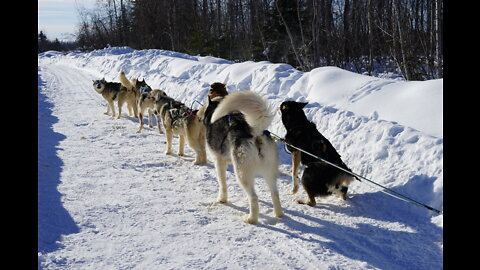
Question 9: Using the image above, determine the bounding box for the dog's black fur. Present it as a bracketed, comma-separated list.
[201, 92, 283, 223]
[92, 79, 124, 100]
[203, 99, 251, 155]
[279, 101, 354, 206]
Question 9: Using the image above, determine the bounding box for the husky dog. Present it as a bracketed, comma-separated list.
[153, 92, 178, 134]
[200, 90, 284, 224]
[92, 78, 127, 117]
[118, 70, 148, 119]
[208, 82, 228, 99]
[279, 101, 354, 206]
[155, 95, 207, 165]
[137, 88, 168, 133]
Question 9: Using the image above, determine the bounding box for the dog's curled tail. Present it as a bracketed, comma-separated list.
[211, 90, 273, 136]
[119, 70, 134, 90]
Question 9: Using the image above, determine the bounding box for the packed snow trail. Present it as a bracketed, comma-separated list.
[38, 49, 442, 269]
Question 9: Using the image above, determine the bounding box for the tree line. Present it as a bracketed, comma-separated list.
[74, 0, 442, 80]
[38, 31, 77, 52]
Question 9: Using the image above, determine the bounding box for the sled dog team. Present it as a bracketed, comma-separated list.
[92, 71, 354, 224]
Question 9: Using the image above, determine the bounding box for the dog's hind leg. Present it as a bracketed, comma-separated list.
[235, 169, 259, 224]
[115, 92, 126, 119]
[127, 103, 133, 117]
[132, 99, 139, 118]
[137, 110, 144, 133]
[155, 114, 163, 134]
[116, 99, 124, 119]
[165, 129, 173, 155]
[291, 150, 301, 194]
[264, 172, 284, 218]
[108, 100, 116, 117]
[148, 109, 153, 128]
[191, 139, 207, 165]
[178, 135, 185, 156]
[214, 158, 228, 203]
[186, 131, 207, 165]
[296, 192, 317, 207]
[193, 149, 207, 165]
[105, 103, 111, 116]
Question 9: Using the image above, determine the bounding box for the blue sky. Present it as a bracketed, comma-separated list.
[38, 0, 96, 41]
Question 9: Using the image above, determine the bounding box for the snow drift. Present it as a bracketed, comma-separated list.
[40, 46, 443, 211]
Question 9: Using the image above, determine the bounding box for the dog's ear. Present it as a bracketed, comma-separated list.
[298, 102, 308, 108]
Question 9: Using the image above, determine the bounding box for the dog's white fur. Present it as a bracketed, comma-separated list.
[118, 70, 136, 90]
[137, 89, 167, 133]
[92, 81, 116, 116]
[205, 91, 283, 224]
[159, 101, 207, 165]
[92, 78, 129, 118]
[211, 90, 274, 137]
[118, 71, 139, 118]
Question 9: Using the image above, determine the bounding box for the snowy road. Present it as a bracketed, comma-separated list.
[38, 49, 442, 269]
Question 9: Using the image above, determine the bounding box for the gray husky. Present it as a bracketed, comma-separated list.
[154, 93, 207, 165]
[198, 90, 284, 224]
[118, 70, 147, 119]
[92, 78, 126, 118]
[137, 88, 167, 133]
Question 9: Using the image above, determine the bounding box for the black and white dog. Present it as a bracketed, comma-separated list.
[279, 101, 354, 206]
[92, 78, 124, 117]
[199, 90, 284, 224]
[154, 93, 207, 165]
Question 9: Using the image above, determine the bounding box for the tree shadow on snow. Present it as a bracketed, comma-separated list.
[38, 73, 79, 253]
[259, 176, 443, 270]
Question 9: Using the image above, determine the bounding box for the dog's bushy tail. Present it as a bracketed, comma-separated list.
[211, 90, 273, 136]
[119, 70, 134, 90]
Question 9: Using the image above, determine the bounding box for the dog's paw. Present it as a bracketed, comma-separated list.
[193, 160, 206, 165]
[242, 215, 258, 224]
[165, 150, 173, 155]
[296, 198, 316, 207]
[291, 184, 299, 194]
[216, 197, 227, 204]
[178, 152, 185, 156]
[273, 211, 285, 218]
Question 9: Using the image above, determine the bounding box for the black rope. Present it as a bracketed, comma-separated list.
[266, 130, 443, 215]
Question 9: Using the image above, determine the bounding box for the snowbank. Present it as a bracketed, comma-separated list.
[40, 47, 442, 138]
[41, 47, 443, 212]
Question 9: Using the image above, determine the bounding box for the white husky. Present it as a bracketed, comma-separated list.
[199, 90, 284, 224]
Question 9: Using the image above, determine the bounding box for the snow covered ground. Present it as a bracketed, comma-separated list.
[38, 47, 443, 269]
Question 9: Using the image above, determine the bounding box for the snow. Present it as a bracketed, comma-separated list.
[38, 47, 443, 269]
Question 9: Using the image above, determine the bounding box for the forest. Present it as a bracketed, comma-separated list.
[48, 0, 443, 80]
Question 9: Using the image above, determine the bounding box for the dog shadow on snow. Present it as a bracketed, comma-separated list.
[126, 113, 442, 269]
[237, 143, 442, 269]
[249, 173, 443, 270]
[38, 73, 79, 254]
